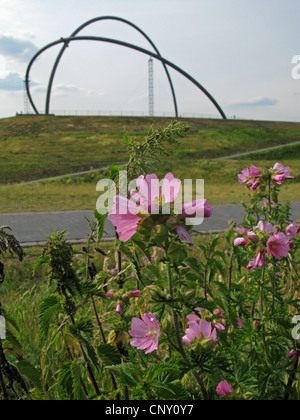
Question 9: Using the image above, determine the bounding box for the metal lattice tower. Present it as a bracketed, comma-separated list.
[148, 58, 154, 117]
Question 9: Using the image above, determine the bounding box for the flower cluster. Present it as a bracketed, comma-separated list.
[238, 162, 293, 191]
[234, 221, 296, 270]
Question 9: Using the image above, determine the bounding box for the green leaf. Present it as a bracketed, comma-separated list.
[68, 318, 99, 370]
[33, 255, 50, 273]
[94, 210, 107, 243]
[98, 343, 122, 367]
[70, 360, 87, 400]
[167, 242, 187, 264]
[16, 361, 43, 391]
[39, 296, 62, 339]
[107, 362, 139, 388]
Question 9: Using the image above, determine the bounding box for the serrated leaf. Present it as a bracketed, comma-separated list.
[16, 361, 43, 391]
[33, 255, 50, 273]
[107, 362, 139, 388]
[39, 296, 62, 339]
[98, 343, 121, 366]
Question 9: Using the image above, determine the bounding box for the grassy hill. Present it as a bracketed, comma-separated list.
[0, 115, 299, 213]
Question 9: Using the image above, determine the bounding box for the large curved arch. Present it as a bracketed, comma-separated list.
[45, 16, 178, 117]
[25, 36, 227, 119]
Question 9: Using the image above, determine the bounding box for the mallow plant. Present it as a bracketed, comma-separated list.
[2, 122, 299, 400]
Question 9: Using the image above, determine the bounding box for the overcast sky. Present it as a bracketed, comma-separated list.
[0, 0, 299, 121]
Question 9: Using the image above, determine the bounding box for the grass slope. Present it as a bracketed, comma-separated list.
[0, 115, 299, 213]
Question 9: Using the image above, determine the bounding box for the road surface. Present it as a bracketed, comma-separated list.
[0, 203, 299, 247]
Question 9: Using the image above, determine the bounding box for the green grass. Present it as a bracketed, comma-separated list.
[0, 115, 300, 213]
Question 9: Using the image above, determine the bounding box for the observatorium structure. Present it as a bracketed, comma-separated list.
[25, 16, 227, 119]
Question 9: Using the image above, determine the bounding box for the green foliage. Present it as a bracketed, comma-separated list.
[1, 121, 300, 401]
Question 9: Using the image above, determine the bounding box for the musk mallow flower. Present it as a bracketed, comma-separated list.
[246, 249, 265, 271]
[108, 172, 213, 244]
[267, 232, 290, 259]
[182, 319, 217, 347]
[270, 163, 293, 185]
[286, 222, 299, 238]
[238, 166, 261, 184]
[129, 313, 160, 354]
[216, 380, 234, 398]
[108, 195, 142, 242]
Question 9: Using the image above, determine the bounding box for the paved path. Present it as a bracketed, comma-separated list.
[1, 203, 299, 247]
[216, 141, 300, 160]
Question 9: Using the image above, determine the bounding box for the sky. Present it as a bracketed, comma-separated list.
[0, 0, 299, 122]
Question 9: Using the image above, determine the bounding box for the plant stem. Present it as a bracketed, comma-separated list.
[167, 260, 208, 400]
[204, 267, 208, 301]
[0, 365, 8, 400]
[228, 251, 234, 290]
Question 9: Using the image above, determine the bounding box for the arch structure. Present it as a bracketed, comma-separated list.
[25, 16, 227, 119]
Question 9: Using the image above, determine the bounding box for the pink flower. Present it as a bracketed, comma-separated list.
[214, 322, 225, 332]
[238, 166, 261, 186]
[286, 222, 298, 238]
[108, 195, 142, 242]
[106, 291, 113, 298]
[130, 290, 141, 298]
[214, 309, 224, 319]
[247, 250, 265, 271]
[129, 313, 160, 354]
[271, 163, 293, 184]
[186, 314, 200, 324]
[116, 303, 122, 317]
[177, 198, 213, 219]
[182, 319, 217, 347]
[238, 168, 250, 184]
[247, 179, 260, 191]
[287, 350, 297, 360]
[175, 225, 195, 247]
[108, 173, 184, 242]
[267, 232, 290, 259]
[237, 317, 244, 328]
[216, 380, 234, 398]
[234, 237, 248, 247]
[264, 198, 275, 208]
[254, 221, 277, 234]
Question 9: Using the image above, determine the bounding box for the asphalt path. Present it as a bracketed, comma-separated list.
[1, 203, 299, 247]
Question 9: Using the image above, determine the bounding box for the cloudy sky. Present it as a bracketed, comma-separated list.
[0, 0, 299, 121]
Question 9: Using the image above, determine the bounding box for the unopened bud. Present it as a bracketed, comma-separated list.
[200, 338, 215, 353]
[183, 290, 196, 302]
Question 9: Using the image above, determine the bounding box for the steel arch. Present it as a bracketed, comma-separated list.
[25, 36, 227, 119]
[45, 16, 178, 117]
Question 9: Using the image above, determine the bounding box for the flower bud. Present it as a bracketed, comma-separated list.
[162, 314, 173, 331]
[116, 303, 122, 317]
[200, 338, 215, 353]
[130, 290, 141, 298]
[183, 290, 196, 302]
